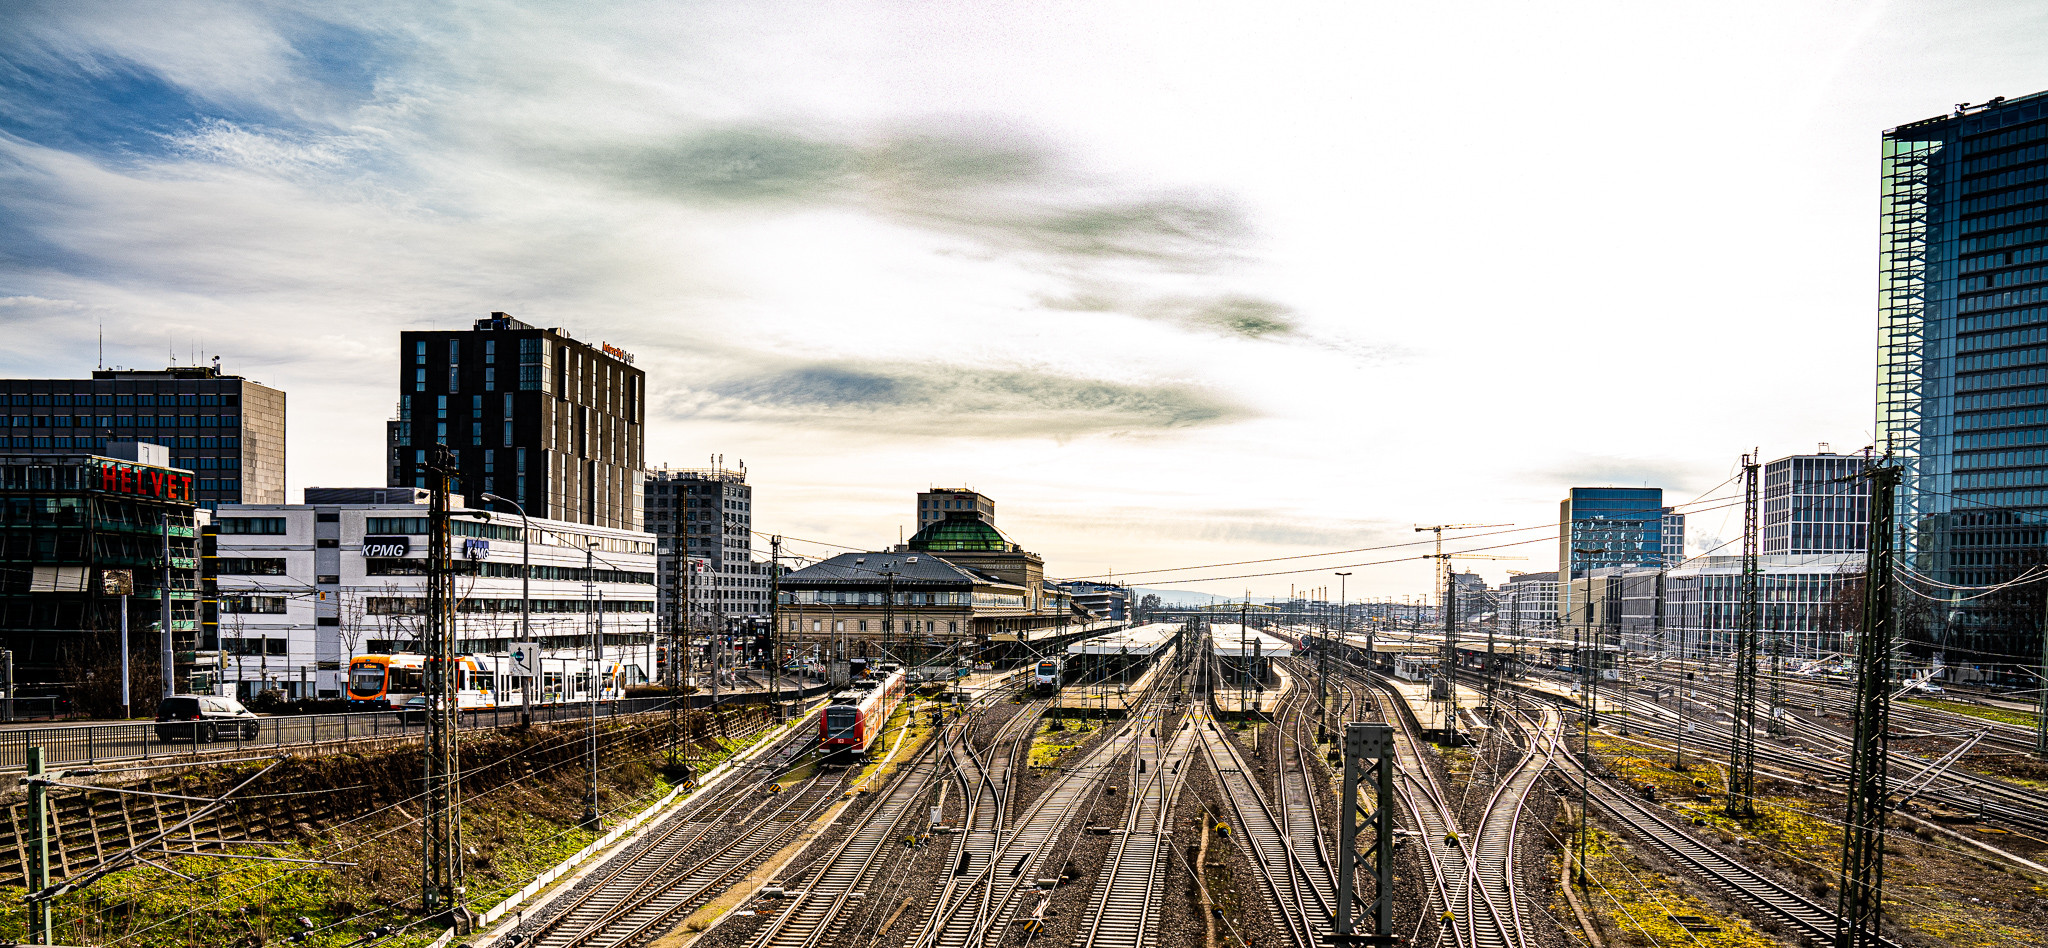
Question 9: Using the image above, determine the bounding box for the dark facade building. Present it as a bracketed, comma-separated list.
[1879, 91, 2048, 667]
[1764, 452, 1871, 555]
[0, 451, 204, 696]
[0, 364, 286, 511]
[645, 465, 770, 631]
[387, 313, 645, 531]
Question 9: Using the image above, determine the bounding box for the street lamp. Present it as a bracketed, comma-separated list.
[479, 493, 531, 724]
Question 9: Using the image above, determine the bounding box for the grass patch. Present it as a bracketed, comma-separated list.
[1030, 718, 1094, 769]
[1558, 822, 1777, 948]
[1904, 697, 2037, 730]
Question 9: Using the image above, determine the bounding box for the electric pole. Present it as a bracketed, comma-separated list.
[418, 446, 465, 926]
[770, 535, 784, 721]
[1728, 451, 1761, 818]
[1835, 461, 1899, 948]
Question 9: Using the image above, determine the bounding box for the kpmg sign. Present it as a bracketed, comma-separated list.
[362, 535, 412, 558]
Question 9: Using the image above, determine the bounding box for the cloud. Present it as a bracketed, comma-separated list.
[1542, 456, 1708, 493]
[661, 359, 1249, 437]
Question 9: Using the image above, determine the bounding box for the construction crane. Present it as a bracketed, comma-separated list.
[1414, 524, 1521, 745]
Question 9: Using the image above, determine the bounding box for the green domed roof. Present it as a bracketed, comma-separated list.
[907, 514, 1011, 552]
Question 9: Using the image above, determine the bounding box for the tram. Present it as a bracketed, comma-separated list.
[346, 651, 637, 711]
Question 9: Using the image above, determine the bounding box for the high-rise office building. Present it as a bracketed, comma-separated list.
[387, 314, 645, 530]
[1879, 91, 2048, 664]
[1661, 510, 1687, 566]
[1764, 452, 1871, 555]
[0, 364, 285, 511]
[917, 488, 994, 530]
[1558, 487, 1666, 577]
[644, 465, 771, 631]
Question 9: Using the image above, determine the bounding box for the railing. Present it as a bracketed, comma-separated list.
[0, 684, 833, 773]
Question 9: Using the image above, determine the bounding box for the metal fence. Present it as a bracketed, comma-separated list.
[0, 684, 832, 773]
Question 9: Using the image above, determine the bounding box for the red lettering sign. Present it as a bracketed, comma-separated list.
[95, 460, 194, 504]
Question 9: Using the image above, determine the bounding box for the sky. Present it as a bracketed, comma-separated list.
[3, 1, 2047, 601]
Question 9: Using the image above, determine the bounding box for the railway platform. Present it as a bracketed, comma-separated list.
[1381, 675, 1486, 739]
[1053, 646, 1176, 715]
[1214, 665, 1292, 717]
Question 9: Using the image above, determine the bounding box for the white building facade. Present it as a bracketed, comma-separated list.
[214, 493, 656, 699]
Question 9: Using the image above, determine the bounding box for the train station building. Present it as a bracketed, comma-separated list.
[775, 510, 1094, 666]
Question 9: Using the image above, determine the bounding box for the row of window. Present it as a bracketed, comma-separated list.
[1957, 388, 2047, 411]
[1957, 345, 2048, 371]
[1958, 366, 2048, 391]
[1955, 467, 2048, 489]
[1962, 242, 2048, 274]
[1965, 154, 2048, 195]
[788, 617, 960, 634]
[1959, 324, 2048, 353]
[1964, 201, 2048, 235]
[1958, 426, 2048, 449]
[3, 415, 240, 428]
[1964, 221, 2048, 256]
[1952, 487, 2048, 508]
[1960, 284, 2048, 313]
[781, 589, 967, 606]
[364, 559, 654, 584]
[1957, 448, 2048, 469]
[367, 596, 655, 615]
[3, 393, 239, 407]
[1963, 120, 2048, 156]
[1958, 407, 2048, 430]
[1962, 181, 2048, 216]
[1964, 262, 2048, 292]
[2, 437, 239, 459]
[1966, 141, 2047, 176]
[218, 517, 287, 535]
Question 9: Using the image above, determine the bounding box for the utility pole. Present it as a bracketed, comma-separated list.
[1727, 452, 1761, 818]
[1329, 571, 1350, 743]
[27, 746, 50, 944]
[1836, 462, 1899, 948]
[2035, 582, 2048, 758]
[770, 535, 784, 721]
[1441, 564, 1459, 743]
[583, 542, 600, 829]
[418, 446, 465, 926]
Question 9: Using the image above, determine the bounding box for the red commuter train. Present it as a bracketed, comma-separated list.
[821, 668, 907, 757]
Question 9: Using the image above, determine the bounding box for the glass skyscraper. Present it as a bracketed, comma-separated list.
[1880, 91, 2048, 667]
[1558, 487, 1666, 577]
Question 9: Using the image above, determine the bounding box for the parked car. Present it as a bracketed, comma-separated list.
[398, 694, 429, 723]
[155, 695, 261, 742]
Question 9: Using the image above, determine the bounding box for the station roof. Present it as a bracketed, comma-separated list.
[1208, 624, 1295, 658]
[1068, 622, 1180, 656]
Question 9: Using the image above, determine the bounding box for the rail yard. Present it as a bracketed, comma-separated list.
[417, 619, 2048, 948]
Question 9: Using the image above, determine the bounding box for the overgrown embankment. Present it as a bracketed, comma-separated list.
[0, 704, 776, 947]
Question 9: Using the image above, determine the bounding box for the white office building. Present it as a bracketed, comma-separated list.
[213, 487, 657, 699]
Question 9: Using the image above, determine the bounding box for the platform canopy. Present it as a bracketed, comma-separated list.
[1068, 622, 1180, 656]
[1207, 624, 1295, 658]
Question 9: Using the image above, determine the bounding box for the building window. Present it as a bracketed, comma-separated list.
[216, 517, 287, 535]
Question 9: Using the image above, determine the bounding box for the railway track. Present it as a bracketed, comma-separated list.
[1194, 693, 1334, 948]
[1069, 700, 1200, 948]
[1462, 708, 1558, 948]
[749, 727, 951, 948]
[903, 697, 1048, 948]
[1545, 709, 1906, 948]
[509, 714, 833, 948]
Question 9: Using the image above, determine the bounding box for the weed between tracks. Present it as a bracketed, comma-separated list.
[1903, 698, 2038, 730]
[1585, 732, 2048, 948]
[1554, 821, 1774, 948]
[1030, 718, 1096, 769]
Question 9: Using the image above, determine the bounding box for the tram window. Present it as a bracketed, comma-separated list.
[348, 665, 385, 697]
[471, 673, 495, 693]
[389, 667, 424, 693]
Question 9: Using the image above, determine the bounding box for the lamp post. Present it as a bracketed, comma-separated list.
[480, 493, 532, 725]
